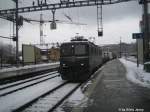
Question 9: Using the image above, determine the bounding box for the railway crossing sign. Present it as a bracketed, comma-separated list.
[132, 33, 143, 39]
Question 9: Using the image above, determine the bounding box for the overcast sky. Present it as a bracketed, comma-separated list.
[0, 0, 144, 49]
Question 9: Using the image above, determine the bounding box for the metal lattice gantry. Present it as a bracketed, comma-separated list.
[0, 0, 133, 15]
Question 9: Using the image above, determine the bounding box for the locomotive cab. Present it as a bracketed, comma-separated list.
[59, 39, 90, 81]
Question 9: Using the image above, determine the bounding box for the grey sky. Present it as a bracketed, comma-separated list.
[0, 0, 143, 49]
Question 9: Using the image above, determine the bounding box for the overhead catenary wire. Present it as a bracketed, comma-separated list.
[0, 35, 13, 40]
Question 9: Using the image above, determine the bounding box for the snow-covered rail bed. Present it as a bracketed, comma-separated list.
[0, 71, 58, 90]
[0, 76, 66, 112]
[0, 72, 59, 97]
[15, 83, 81, 112]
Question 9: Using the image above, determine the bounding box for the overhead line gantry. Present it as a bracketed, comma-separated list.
[0, 0, 133, 15]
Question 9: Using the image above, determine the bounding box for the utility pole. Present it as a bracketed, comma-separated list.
[143, 0, 149, 63]
[15, 0, 19, 66]
[120, 37, 122, 58]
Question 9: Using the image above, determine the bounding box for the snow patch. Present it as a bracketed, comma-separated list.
[120, 58, 150, 88]
[144, 61, 150, 64]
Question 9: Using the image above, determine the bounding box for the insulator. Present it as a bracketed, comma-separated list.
[50, 21, 57, 30]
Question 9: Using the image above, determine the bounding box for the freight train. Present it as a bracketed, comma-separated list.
[59, 36, 103, 81]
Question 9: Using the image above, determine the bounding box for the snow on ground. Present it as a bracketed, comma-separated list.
[129, 56, 136, 60]
[55, 65, 104, 112]
[120, 58, 150, 88]
[126, 56, 137, 62]
[23, 83, 79, 112]
[0, 76, 65, 112]
[0, 73, 59, 96]
[55, 87, 88, 112]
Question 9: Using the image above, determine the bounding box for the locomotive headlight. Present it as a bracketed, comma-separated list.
[81, 63, 84, 66]
[62, 64, 68, 68]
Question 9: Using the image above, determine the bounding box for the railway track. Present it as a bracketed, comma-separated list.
[0, 71, 59, 97]
[0, 71, 58, 90]
[12, 82, 81, 112]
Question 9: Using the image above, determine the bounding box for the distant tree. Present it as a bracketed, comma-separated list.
[0, 43, 16, 65]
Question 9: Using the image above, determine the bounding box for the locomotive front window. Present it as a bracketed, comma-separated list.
[75, 45, 87, 55]
[61, 45, 73, 56]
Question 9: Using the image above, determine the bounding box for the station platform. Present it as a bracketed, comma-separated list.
[0, 62, 59, 82]
[72, 59, 150, 112]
